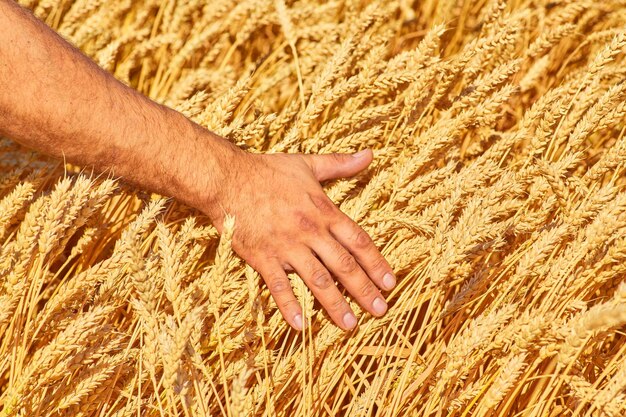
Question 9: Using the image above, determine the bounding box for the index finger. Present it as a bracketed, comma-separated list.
[330, 216, 396, 291]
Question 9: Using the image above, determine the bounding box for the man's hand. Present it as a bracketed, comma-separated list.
[201, 149, 396, 331]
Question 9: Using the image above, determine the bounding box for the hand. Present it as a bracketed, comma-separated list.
[203, 148, 396, 331]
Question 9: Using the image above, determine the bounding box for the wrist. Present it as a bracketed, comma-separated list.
[162, 111, 248, 221]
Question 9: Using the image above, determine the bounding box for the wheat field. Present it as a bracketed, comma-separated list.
[1, 0, 626, 416]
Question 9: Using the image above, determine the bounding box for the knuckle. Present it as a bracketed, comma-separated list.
[331, 153, 346, 164]
[281, 298, 300, 310]
[338, 252, 358, 274]
[268, 277, 290, 294]
[329, 297, 346, 312]
[370, 255, 388, 272]
[353, 229, 372, 249]
[297, 213, 318, 233]
[311, 268, 333, 290]
[359, 281, 376, 298]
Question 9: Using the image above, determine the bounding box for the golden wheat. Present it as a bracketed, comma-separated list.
[1, 0, 626, 416]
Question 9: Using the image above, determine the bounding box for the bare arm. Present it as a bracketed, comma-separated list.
[0, 0, 396, 331]
[0, 0, 236, 211]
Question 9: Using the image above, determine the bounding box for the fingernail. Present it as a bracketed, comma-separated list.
[293, 314, 303, 331]
[383, 272, 396, 290]
[352, 149, 369, 158]
[372, 297, 387, 315]
[343, 312, 357, 329]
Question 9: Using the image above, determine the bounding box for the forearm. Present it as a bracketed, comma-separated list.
[0, 1, 239, 210]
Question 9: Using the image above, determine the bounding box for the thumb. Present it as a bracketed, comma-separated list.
[305, 149, 373, 182]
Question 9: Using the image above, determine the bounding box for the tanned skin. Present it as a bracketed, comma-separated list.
[0, 0, 396, 331]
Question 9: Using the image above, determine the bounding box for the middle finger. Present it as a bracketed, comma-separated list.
[289, 249, 358, 330]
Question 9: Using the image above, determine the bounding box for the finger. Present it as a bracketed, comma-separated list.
[311, 236, 387, 317]
[303, 149, 373, 182]
[289, 250, 358, 330]
[331, 217, 396, 292]
[256, 260, 304, 331]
